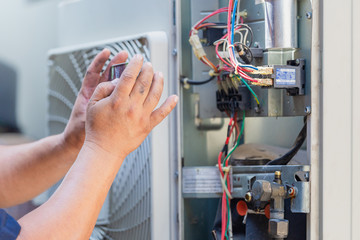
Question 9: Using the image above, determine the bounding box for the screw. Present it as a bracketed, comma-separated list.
[245, 192, 252, 202]
[172, 48, 178, 56]
[306, 12, 312, 19]
[254, 42, 259, 48]
[288, 187, 296, 198]
[305, 106, 311, 115]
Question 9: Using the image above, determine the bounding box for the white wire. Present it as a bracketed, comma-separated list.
[220, 170, 233, 199]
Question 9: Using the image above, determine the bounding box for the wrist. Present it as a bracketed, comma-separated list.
[60, 132, 82, 159]
[83, 138, 127, 165]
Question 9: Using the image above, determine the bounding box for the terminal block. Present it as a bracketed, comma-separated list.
[216, 85, 251, 112]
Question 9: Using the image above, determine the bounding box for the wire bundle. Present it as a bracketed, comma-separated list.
[217, 110, 245, 240]
[189, 7, 229, 74]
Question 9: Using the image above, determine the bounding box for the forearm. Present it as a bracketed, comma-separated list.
[17, 142, 124, 239]
[0, 134, 79, 207]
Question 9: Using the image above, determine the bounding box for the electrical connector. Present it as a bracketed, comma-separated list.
[189, 34, 206, 60]
[250, 67, 274, 75]
[251, 78, 273, 87]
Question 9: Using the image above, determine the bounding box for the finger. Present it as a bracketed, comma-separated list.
[89, 81, 116, 103]
[83, 48, 111, 90]
[150, 95, 178, 129]
[112, 54, 144, 98]
[143, 72, 164, 111]
[100, 51, 128, 82]
[129, 62, 154, 102]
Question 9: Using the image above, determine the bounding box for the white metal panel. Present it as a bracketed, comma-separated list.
[146, 31, 172, 240]
[322, 0, 360, 239]
[57, 0, 172, 47]
[351, 0, 360, 239]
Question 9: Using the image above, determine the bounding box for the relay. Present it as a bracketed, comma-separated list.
[273, 59, 305, 96]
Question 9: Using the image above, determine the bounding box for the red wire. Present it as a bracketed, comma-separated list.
[190, 7, 229, 36]
[221, 192, 227, 240]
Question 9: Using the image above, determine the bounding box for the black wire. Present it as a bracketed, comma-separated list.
[266, 116, 308, 165]
[180, 76, 215, 85]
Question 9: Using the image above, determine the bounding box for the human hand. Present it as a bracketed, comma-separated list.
[62, 49, 128, 152]
[84, 54, 178, 159]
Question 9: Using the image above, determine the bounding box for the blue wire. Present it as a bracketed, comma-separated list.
[231, 0, 238, 45]
[230, 0, 258, 71]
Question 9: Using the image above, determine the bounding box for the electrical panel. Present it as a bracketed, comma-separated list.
[180, 0, 312, 239]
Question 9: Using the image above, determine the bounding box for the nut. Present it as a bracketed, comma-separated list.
[252, 180, 272, 202]
[268, 219, 289, 238]
[245, 192, 252, 202]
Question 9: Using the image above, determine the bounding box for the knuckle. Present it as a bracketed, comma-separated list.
[153, 89, 162, 101]
[159, 109, 167, 118]
[121, 71, 135, 82]
[127, 105, 136, 118]
[85, 69, 96, 77]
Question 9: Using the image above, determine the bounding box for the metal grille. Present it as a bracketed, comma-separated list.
[47, 37, 152, 240]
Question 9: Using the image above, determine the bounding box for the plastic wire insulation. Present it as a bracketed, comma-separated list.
[180, 76, 215, 85]
[267, 117, 308, 165]
[238, 77, 260, 105]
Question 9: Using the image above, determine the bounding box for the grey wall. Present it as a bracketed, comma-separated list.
[0, 0, 58, 139]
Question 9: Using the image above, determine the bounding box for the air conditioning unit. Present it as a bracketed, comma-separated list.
[46, 32, 175, 240]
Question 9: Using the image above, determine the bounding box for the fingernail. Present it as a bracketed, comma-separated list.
[145, 62, 152, 67]
[158, 72, 164, 78]
[174, 95, 179, 103]
[135, 54, 143, 60]
[111, 78, 120, 85]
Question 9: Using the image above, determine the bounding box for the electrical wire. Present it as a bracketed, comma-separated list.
[237, 76, 260, 105]
[267, 116, 308, 165]
[180, 76, 215, 86]
[189, 8, 229, 73]
[218, 110, 245, 240]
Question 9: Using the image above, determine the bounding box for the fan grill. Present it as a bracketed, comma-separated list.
[48, 37, 151, 240]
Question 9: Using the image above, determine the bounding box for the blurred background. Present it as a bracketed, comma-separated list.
[0, 0, 58, 139]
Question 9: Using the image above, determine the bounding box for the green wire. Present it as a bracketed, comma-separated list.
[222, 110, 245, 239]
[238, 76, 260, 105]
[226, 193, 231, 239]
[223, 110, 245, 166]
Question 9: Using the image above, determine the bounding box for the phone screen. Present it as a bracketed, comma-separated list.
[109, 63, 127, 81]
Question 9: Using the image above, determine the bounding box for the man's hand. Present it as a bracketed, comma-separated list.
[62, 49, 128, 152]
[84, 53, 178, 158]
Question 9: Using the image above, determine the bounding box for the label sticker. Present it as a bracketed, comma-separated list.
[275, 68, 296, 85]
[182, 167, 231, 194]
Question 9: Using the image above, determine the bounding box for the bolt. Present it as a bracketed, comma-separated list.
[254, 42, 259, 48]
[305, 106, 311, 115]
[306, 12, 312, 19]
[288, 187, 297, 198]
[245, 192, 252, 202]
[172, 48, 178, 56]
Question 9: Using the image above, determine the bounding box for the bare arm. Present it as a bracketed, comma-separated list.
[17, 54, 178, 239]
[0, 49, 128, 207]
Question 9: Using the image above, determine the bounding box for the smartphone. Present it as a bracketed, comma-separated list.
[109, 63, 127, 81]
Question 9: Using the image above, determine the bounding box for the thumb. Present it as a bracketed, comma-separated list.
[90, 80, 117, 103]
